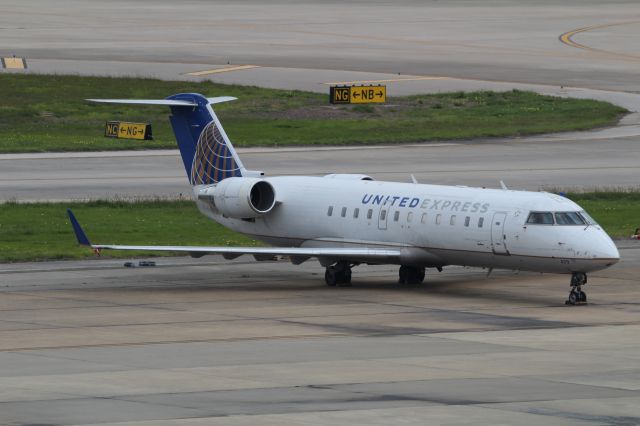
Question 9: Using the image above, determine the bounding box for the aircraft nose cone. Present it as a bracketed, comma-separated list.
[596, 232, 620, 265]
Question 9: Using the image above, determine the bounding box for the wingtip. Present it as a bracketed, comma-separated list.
[67, 209, 91, 246]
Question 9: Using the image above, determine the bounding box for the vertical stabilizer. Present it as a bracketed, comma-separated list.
[87, 93, 246, 186]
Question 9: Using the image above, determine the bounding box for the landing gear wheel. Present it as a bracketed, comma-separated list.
[565, 272, 588, 305]
[325, 261, 352, 287]
[579, 290, 587, 303]
[398, 265, 425, 285]
[325, 268, 337, 287]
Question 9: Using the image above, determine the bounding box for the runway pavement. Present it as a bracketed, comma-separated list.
[2, 134, 640, 202]
[1, 241, 639, 425]
[3, 0, 640, 92]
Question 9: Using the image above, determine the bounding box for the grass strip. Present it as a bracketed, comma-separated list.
[0, 74, 627, 153]
[1, 193, 638, 263]
[0, 200, 258, 262]
[567, 192, 640, 238]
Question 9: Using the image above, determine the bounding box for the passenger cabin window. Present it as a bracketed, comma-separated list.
[450, 215, 456, 225]
[394, 211, 400, 222]
[421, 213, 427, 224]
[353, 208, 359, 219]
[436, 214, 442, 225]
[327, 206, 333, 217]
[464, 216, 470, 227]
[341, 207, 347, 217]
[407, 212, 414, 223]
[478, 217, 484, 228]
[367, 209, 373, 219]
[555, 212, 586, 225]
[380, 210, 387, 220]
[526, 212, 554, 225]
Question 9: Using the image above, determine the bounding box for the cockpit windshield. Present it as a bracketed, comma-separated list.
[526, 211, 596, 226]
[555, 212, 585, 225]
[526, 212, 554, 225]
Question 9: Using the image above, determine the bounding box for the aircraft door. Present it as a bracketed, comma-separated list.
[491, 212, 509, 255]
[378, 205, 388, 230]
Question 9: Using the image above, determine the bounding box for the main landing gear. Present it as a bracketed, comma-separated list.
[324, 263, 428, 287]
[325, 261, 352, 287]
[398, 265, 425, 285]
[565, 272, 588, 305]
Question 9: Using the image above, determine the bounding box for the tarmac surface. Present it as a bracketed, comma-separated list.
[2, 1, 640, 424]
[3, 0, 640, 92]
[1, 241, 639, 425]
[2, 134, 640, 202]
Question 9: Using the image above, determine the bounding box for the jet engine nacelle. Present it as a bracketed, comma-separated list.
[210, 177, 277, 219]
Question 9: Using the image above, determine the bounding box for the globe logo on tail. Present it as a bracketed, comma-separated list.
[190, 121, 242, 185]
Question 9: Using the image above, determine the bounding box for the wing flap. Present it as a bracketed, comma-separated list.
[88, 243, 401, 261]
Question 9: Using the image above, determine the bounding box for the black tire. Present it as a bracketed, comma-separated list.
[398, 266, 409, 284]
[568, 291, 578, 305]
[325, 268, 337, 287]
[337, 269, 352, 287]
[579, 291, 587, 303]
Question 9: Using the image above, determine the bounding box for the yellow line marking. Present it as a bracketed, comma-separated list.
[187, 65, 260, 76]
[324, 76, 449, 85]
[559, 21, 640, 60]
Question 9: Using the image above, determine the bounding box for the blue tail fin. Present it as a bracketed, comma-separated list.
[88, 93, 246, 185]
[166, 94, 244, 185]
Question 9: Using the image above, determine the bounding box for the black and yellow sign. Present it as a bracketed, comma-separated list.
[330, 85, 386, 104]
[105, 121, 153, 140]
[1, 57, 27, 69]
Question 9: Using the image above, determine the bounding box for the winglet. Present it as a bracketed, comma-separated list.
[67, 209, 91, 246]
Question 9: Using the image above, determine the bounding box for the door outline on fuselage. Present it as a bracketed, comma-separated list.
[491, 211, 509, 255]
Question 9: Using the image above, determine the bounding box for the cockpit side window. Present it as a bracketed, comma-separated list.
[555, 212, 586, 225]
[526, 212, 554, 225]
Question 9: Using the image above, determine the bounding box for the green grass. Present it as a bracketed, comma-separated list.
[0, 193, 638, 263]
[0, 200, 258, 262]
[567, 192, 640, 238]
[0, 74, 627, 152]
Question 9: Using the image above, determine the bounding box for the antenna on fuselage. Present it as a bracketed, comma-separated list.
[500, 180, 508, 190]
[411, 174, 418, 184]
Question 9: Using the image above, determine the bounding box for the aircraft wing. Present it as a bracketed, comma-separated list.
[67, 209, 401, 263]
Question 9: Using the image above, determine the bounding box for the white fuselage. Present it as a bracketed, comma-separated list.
[195, 176, 619, 274]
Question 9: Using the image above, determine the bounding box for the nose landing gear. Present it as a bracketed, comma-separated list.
[566, 272, 587, 305]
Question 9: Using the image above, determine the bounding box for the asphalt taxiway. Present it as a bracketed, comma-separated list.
[3, 0, 640, 91]
[1, 241, 639, 425]
[2, 134, 640, 202]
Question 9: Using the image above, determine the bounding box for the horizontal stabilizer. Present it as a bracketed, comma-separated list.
[86, 97, 237, 107]
[207, 96, 238, 104]
[86, 99, 198, 106]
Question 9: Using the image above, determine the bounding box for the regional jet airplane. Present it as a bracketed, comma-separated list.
[68, 93, 619, 305]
